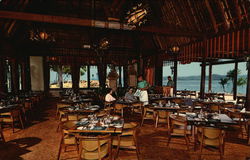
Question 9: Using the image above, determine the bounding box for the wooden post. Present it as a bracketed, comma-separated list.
[208, 63, 212, 92]
[173, 60, 178, 96]
[0, 57, 7, 94]
[43, 56, 49, 94]
[87, 65, 90, 88]
[246, 58, 250, 145]
[200, 59, 206, 99]
[123, 64, 128, 88]
[26, 56, 32, 91]
[233, 62, 238, 100]
[246, 59, 250, 111]
[11, 59, 19, 94]
[119, 66, 122, 87]
[154, 64, 163, 86]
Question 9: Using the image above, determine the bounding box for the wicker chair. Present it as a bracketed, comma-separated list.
[0, 108, 24, 133]
[77, 134, 112, 160]
[112, 122, 140, 159]
[196, 127, 225, 160]
[141, 105, 155, 126]
[155, 110, 170, 128]
[167, 115, 191, 150]
[57, 121, 78, 160]
[113, 103, 124, 117]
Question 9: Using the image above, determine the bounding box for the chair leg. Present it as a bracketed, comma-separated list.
[155, 116, 158, 128]
[219, 145, 223, 160]
[0, 125, 5, 142]
[115, 135, 121, 158]
[19, 115, 24, 129]
[166, 135, 171, 147]
[199, 142, 203, 160]
[12, 121, 15, 133]
[136, 147, 140, 160]
[141, 117, 145, 126]
[184, 135, 189, 150]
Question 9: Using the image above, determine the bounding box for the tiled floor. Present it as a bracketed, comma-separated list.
[0, 98, 250, 160]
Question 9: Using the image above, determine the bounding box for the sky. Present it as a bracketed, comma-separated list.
[163, 61, 247, 77]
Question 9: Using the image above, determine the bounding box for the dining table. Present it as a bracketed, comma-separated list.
[149, 103, 182, 112]
[0, 104, 20, 114]
[64, 115, 124, 134]
[60, 98, 93, 105]
[150, 96, 184, 103]
[59, 105, 101, 114]
[185, 112, 237, 126]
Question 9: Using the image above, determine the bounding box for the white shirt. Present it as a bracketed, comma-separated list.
[105, 93, 116, 102]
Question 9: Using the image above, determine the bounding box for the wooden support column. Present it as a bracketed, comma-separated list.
[43, 56, 49, 94]
[118, 66, 122, 87]
[123, 65, 128, 88]
[208, 63, 212, 92]
[87, 65, 90, 88]
[0, 57, 7, 94]
[154, 61, 163, 86]
[138, 54, 144, 76]
[200, 59, 206, 99]
[246, 59, 250, 111]
[71, 63, 80, 93]
[246, 59, 250, 145]
[11, 59, 19, 94]
[173, 60, 178, 96]
[26, 56, 32, 91]
[233, 62, 238, 100]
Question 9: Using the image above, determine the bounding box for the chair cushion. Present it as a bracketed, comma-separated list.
[112, 135, 135, 147]
[81, 143, 109, 160]
[63, 135, 76, 145]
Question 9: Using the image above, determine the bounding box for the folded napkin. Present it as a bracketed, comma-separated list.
[240, 108, 246, 113]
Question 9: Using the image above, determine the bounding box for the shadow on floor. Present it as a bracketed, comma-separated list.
[0, 137, 42, 160]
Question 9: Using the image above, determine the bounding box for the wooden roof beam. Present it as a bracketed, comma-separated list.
[205, 0, 218, 33]
[233, 0, 242, 26]
[0, 10, 203, 37]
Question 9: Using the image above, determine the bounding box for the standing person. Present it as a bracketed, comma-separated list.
[164, 76, 174, 97]
[137, 75, 149, 105]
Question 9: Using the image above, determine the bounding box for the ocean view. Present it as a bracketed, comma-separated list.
[163, 75, 247, 95]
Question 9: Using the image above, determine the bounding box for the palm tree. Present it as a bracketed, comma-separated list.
[226, 69, 241, 84]
[237, 77, 247, 88]
[219, 78, 229, 92]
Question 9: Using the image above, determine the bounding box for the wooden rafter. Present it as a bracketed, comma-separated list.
[233, 0, 243, 26]
[0, 10, 203, 37]
[205, 0, 218, 33]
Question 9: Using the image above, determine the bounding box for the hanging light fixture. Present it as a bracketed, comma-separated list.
[99, 38, 110, 50]
[125, 3, 150, 27]
[170, 45, 180, 53]
[29, 29, 55, 42]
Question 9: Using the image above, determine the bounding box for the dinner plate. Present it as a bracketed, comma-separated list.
[113, 116, 119, 120]
[114, 125, 123, 128]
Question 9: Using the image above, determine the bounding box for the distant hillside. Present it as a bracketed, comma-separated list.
[163, 74, 247, 81]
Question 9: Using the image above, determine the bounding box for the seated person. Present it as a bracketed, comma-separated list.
[105, 88, 116, 102]
[124, 87, 137, 102]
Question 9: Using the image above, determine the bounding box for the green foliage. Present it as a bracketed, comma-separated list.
[237, 77, 247, 87]
[226, 69, 241, 82]
[50, 65, 87, 76]
[219, 78, 229, 92]
[80, 66, 87, 76]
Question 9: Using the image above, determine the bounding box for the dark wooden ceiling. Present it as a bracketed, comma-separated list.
[0, 0, 249, 57]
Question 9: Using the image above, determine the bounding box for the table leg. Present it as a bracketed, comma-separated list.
[248, 123, 250, 145]
[0, 123, 5, 142]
